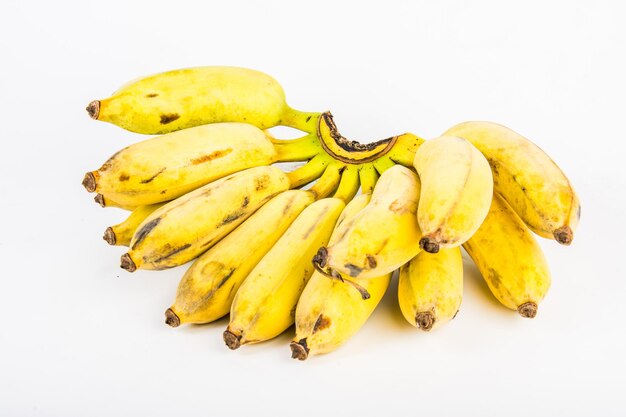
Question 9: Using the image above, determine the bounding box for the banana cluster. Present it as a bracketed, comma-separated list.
[83, 66, 580, 360]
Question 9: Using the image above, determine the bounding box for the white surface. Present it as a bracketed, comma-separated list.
[1, 1, 625, 416]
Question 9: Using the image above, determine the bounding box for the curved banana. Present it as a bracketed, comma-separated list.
[121, 166, 290, 272]
[224, 197, 346, 349]
[444, 121, 580, 245]
[165, 190, 315, 326]
[86, 66, 319, 134]
[463, 194, 551, 318]
[82, 123, 277, 207]
[93, 194, 137, 211]
[414, 136, 493, 253]
[291, 194, 391, 360]
[398, 248, 463, 331]
[316, 165, 422, 279]
[104, 202, 167, 246]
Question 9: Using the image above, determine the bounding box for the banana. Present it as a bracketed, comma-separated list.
[316, 164, 422, 279]
[82, 123, 278, 207]
[444, 121, 580, 245]
[86, 66, 320, 134]
[398, 248, 463, 331]
[164, 190, 315, 326]
[291, 194, 391, 360]
[104, 202, 167, 246]
[120, 166, 290, 272]
[413, 135, 493, 253]
[93, 194, 137, 210]
[463, 194, 551, 318]
[224, 197, 345, 349]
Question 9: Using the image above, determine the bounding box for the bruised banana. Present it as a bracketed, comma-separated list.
[82, 123, 278, 207]
[317, 165, 422, 279]
[463, 194, 551, 318]
[86, 66, 319, 134]
[121, 166, 290, 272]
[444, 121, 580, 245]
[291, 194, 391, 360]
[224, 195, 346, 349]
[398, 248, 463, 331]
[414, 136, 493, 253]
[104, 202, 167, 246]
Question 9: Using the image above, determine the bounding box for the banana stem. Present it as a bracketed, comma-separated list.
[359, 164, 380, 194]
[333, 165, 360, 203]
[286, 154, 329, 188]
[280, 107, 322, 134]
[309, 164, 342, 199]
[387, 134, 425, 167]
[373, 156, 396, 176]
[272, 134, 321, 162]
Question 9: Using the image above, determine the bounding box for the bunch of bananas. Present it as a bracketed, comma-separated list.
[83, 66, 579, 360]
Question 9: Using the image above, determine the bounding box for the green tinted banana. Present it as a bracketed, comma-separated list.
[317, 165, 422, 279]
[224, 197, 345, 349]
[414, 135, 493, 253]
[444, 121, 580, 245]
[121, 166, 290, 272]
[463, 194, 551, 318]
[291, 194, 391, 360]
[164, 190, 314, 326]
[87, 66, 319, 134]
[82, 123, 278, 207]
[104, 202, 167, 246]
[398, 248, 463, 331]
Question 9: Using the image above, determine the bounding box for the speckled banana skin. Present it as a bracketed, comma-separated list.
[87, 66, 318, 134]
[121, 166, 290, 271]
[398, 248, 463, 331]
[444, 121, 580, 245]
[83, 123, 277, 207]
[414, 136, 493, 253]
[463, 194, 551, 318]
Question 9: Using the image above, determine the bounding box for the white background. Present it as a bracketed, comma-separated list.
[1, 1, 625, 416]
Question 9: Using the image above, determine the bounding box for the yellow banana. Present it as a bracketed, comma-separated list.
[291, 193, 391, 360]
[82, 123, 278, 207]
[93, 194, 137, 210]
[398, 248, 463, 331]
[444, 121, 580, 245]
[87, 66, 319, 134]
[414, 136, 493, 253]
[463, 194, 551, 318]
[164, 190, 315, 326]
[317, 164, 422, 279]
[104, 202, 167, 246]
[224, 197, 345, 349]
[121, 166, 290, 272]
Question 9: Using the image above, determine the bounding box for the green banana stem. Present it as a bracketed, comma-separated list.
[333, 165, 360, 203]
[272, 134, 321, 162]
[359, 164, 380, 194]
[280, 107, 322, 134]
[309, 164, 343, 199]
[285, 154, 329, 188]
[373, 156, 396, 175]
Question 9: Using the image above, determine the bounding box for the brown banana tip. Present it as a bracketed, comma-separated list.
[419, 237, 439, 254]
[312, 247, 328, 269]
[554, 226, 573, 245]
[103, 227, 116, 245]
[82, 172, 97, 193]
[94, 194, 105, 207]
[223, 330, 241, 350]
[415, 311, 435, 331]
[518, 302, 538, 318]
[120, 253, 137, 272]
[86, 100, 100, 119]
[164, 308, 181, 328]
[290, 340, 309, 361]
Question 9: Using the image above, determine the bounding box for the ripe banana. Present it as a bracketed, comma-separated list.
[414, 135, 493, 253]
[444, 121, 580, 245]
[104, 202, 167, 246]
[121, 166, 290, 272]
[398, 248, 463, 331]
[463, 194, 551, 318]
[224, 197, 345, 349]
[87, 66, 319, 134]
[165, 190, 314, 326]
[316, 165, 422, 279]
[291, 194, 391, 360]
[82, 123, 278, 207]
